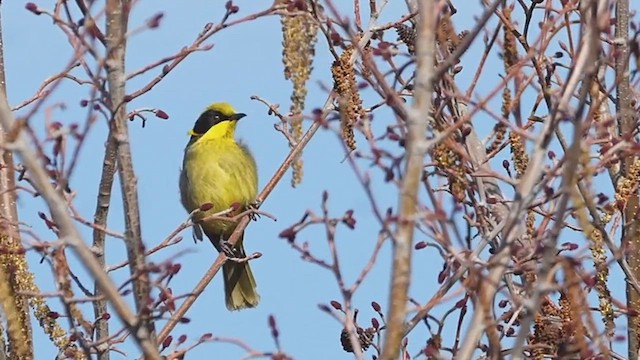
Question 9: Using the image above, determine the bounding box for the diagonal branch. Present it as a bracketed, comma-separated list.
[157, 117, 323, 347]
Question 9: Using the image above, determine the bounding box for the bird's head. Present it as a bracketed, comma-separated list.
[188, 102, 246, 142]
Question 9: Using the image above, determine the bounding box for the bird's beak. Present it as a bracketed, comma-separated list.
[231, 113, 247, 121]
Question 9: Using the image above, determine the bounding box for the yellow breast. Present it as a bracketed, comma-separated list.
[180, 138, 258, 237]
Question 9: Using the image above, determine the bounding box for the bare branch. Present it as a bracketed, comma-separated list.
[0, 4, 34, 358]
[615, 0, 640, 356]
[379, 0, 434, 358]
[105, 0, 156, 346]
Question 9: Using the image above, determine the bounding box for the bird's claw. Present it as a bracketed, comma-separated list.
[248, 200, 262, 221]
[221, 241, 249, 263]
[220, 240, 238, 257]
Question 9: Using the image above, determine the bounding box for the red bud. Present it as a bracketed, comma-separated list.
[48, 311, 60, 319]
[199, 203, 214, 211]
[414, 241, 427, 250]
[371, 301, 381, 312]
[162, 336, 172, 349]
[25, 2, 42, 15]
[147, 12, 164, 29]
[155, 109, 169, 119]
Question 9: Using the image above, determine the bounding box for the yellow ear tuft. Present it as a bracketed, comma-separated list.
[206, 102, 237, 117]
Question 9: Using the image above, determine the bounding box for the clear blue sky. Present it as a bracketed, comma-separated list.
[4, 1, 634, 359]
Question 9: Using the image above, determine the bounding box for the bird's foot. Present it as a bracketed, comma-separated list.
[220, 240, 239, 258]
[225, 251, 263, 264]
[247, 199, 262, 221]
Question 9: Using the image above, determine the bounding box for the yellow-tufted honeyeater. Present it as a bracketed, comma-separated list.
[179, 102, 259, 310]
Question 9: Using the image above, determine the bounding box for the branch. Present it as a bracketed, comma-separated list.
[105, 0, 156, 345]
[615, 0, 639, 356]
[431, 0, 502, 82]
[0, 95, 161, 360]
[0, 4, 33, 358]
[91, 120, 118, 360]
[379, 0, 434, 358]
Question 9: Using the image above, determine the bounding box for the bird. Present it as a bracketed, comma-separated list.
[179, 102, 259, 310]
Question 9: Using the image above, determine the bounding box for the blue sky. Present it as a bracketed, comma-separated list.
[4, 0, 636, 359]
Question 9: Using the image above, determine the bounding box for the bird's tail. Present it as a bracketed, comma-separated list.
[223, 235, 259, 311]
